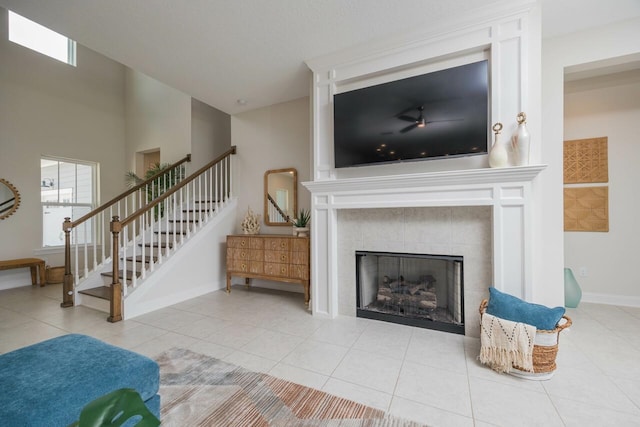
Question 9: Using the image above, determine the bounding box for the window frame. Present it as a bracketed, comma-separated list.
[41, 156, 99, 248]
[8, 10, 77, 66]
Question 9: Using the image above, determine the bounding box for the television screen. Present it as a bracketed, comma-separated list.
[333, 60, 489, 168]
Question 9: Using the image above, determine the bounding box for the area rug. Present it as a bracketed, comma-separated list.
[156, 348, 427, 426]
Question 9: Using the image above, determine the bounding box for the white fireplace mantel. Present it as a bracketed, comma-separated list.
[302, 165, 546, 317]
[303, 2, 544, 318]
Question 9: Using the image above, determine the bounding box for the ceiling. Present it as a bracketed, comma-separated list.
[1, 0, 639, 115]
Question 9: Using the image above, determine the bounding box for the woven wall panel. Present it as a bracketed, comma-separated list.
[563, 137, 608, 183]
[564, 186, 609, 232]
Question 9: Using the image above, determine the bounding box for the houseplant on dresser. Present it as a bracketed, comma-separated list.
[293, 209, 310, 237]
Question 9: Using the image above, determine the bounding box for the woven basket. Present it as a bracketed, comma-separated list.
[45, 266, 65, 284]
[479, 299, 572, 376]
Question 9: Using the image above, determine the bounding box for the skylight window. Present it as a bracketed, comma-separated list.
[8, 11, 76, 66]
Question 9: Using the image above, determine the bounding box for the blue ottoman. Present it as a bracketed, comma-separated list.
[0, 334, 160, 427]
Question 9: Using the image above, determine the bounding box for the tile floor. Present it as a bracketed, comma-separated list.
[1, 283, 640, 426]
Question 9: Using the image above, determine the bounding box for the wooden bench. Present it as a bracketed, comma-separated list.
[0, 257, 46, 286]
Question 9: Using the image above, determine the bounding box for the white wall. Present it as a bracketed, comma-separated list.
[231, 97, 311, 234]
[0, 7, 126, 288]
[191, 98, 231, 171]
[124, 69, 191, 173]
[542, 16, 640, 307]
[229, 97, 311, 292]
[563, 71, 640, 303]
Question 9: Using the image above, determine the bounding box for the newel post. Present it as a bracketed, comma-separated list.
[108, 216, 123, 322]
[61, 217, 74, 308]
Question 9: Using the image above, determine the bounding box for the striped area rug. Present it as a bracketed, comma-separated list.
[156, 348, 427, 426]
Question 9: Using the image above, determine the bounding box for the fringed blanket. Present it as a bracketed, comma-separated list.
[479, 312, 536, 373]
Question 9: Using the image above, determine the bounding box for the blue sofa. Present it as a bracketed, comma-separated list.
[0, 334, 160, 426]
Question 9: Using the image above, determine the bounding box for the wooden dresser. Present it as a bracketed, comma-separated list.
[226, 234, 310, 305]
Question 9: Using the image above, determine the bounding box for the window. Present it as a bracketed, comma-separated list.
[8, 11, 76, 66]
[41, 157, 98, 247]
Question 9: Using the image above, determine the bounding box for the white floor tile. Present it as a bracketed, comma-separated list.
[395, 360, 472, 417]
[332, 348, 403, 393]
[543, 366, 640, 414]
[239, 329, 304, 361]
[553, 396, 640, 427]
[469, 376, 564, 427]
[2, 284, 640, 426]
[281, 339, 349, 376]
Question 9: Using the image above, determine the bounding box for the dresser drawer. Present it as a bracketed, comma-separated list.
[291, 250, 309, 265]
[229, 248, 262, 261]
[228, 259, 263, 274]
[264, 262, 289, 277]
[264, 237, 289, 251]
[264, 250, 289, 264]
[290, 264, 309, 280]
[227, 236, 263, 249]
[292, 238, 309, 252]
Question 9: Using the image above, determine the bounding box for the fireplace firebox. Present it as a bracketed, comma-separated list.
[356, 251, 464, 334]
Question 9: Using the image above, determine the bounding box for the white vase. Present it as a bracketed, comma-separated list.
[488, 122, 508, 168]
[512, 112, 530, 166]
[293, 226, 309, 237]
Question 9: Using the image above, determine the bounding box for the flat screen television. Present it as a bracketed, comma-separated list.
[333, 60, 489, 168]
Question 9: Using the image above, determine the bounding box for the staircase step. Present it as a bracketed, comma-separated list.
[154, 230, 188, 235]
[101, 270, 141, 281]
[79, 286, 111, 300]
[182, 208, 213, 213]
[195, 200, 220, 204]
[139, 242, 174, 249]
[169, 219, 200, 223]
[125, 255, 158, 263]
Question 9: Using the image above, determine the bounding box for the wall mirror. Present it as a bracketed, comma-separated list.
[264, 168, 297, 226]
[0, 178, 21, 220]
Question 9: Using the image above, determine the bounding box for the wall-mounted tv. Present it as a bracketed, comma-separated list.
[333, 60, 489, 168]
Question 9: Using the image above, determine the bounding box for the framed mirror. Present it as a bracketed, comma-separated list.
[264, 168, 297, 226]
[0, 178, 21, 220]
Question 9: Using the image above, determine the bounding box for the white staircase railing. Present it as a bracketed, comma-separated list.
[62, 154, 192, 308]
[106, 146, 236, 321]
[62, 147, 236, 322]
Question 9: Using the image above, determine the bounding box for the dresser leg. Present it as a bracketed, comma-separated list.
[226, 274, 231, 294]
[244, 278, 251, 288]
[304, 281, 310, 306]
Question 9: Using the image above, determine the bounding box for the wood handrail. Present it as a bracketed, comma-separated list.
[121, 146, 236, 228]
[68, 154, 192, 229]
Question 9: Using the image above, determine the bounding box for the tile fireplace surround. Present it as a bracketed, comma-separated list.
[303, 165, 545, 336]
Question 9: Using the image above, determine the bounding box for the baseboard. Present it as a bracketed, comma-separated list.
[581, 292, 640, 308]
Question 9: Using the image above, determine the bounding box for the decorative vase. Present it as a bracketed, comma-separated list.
[564, 267, 582, 308]
[511, 112, 530, 166]
[293, 226, 309, 237]
[488, 122, 509, 168]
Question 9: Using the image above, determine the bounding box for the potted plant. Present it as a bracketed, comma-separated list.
[293, 209, 310, 237]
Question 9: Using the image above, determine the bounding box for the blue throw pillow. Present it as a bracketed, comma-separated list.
[486, 287, 565, 330]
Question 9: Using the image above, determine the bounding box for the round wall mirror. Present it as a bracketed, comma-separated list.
[264, 168, 297, 226]
[0, 178, 20, 220]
